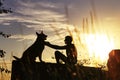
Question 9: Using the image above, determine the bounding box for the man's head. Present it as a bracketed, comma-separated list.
[64, 36, 73, 44]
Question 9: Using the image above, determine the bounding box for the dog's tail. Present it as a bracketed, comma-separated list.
[13, 56, 21, 60]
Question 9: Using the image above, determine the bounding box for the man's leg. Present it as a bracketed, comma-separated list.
[55, 51, 67, 64]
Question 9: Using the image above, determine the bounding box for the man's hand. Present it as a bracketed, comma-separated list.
[45, 41, 50, 45]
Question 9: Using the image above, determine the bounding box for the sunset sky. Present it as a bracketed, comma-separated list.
[0, 0, 120, 67]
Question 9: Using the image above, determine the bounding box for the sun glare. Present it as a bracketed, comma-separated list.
[87, 34, 114, 61]
[80, 33, 114, 64]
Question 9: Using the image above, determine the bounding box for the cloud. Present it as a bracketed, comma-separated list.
[10, 34, 36, 41]
[0, 0, 73, 42]
[0, 20, 35, 34]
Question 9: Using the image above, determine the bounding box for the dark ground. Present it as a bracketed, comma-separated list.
[11, 60, 109, 80]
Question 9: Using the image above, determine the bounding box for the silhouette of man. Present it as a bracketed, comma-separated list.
[45, 36, 77, 65]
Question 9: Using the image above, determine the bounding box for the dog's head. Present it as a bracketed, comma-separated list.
[36, 31, 47, 40]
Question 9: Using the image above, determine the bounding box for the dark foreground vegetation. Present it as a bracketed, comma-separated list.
[11, 60, 109, 80]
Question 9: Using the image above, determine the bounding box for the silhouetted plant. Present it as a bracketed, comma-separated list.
[0, 49, 6, 58]
[0, 31, 11, 38]
[0, 0, 3, 7]
[0, 0, 13, 14]
[0, 67, 11, 73]
[0, 31, 11, 78]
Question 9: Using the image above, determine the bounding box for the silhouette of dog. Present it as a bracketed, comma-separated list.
[13, 31, 47, 64]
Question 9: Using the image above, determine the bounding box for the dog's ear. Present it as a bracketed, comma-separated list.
[41, 31, 43, 34]
[36, 32, 39, 35]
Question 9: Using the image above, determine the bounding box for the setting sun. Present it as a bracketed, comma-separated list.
[85, 33, 114, 62]
[72, 31, 115, 66]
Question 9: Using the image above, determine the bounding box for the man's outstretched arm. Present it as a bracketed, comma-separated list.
[45, 41, 66, 49]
